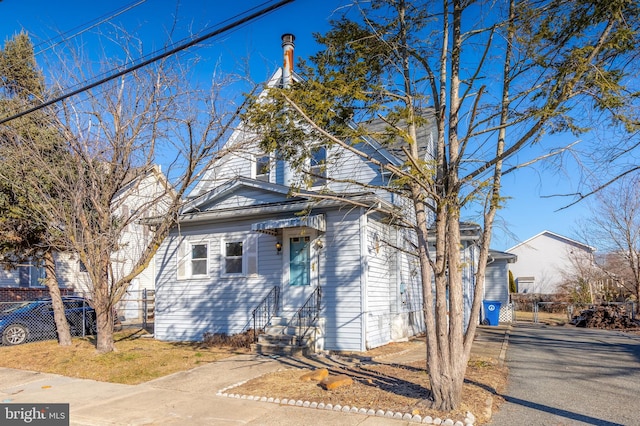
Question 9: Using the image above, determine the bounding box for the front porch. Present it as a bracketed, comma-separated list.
[248, 286, 324, 356]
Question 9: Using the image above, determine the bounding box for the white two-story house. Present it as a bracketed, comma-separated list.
[153, 35, 484, 352]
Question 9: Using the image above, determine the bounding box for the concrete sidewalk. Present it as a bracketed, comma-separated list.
[0, 326, 509, 425]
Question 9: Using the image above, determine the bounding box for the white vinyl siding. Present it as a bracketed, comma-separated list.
[155, 220, 279, 342]
[210, 188, 288, 210]
[320, 209, 364, 351]
[365, 218, 393, 349]
[485, 260, 510, 305]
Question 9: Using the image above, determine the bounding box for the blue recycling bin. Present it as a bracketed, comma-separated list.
[482, 300, 502, 326]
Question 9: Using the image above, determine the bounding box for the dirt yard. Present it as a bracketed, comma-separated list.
[227, 339, 507, 424]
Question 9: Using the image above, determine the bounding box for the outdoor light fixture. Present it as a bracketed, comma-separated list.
[275, 241, 282, 253]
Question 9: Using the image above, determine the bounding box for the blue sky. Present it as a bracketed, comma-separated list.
[0, 0, 591, 251]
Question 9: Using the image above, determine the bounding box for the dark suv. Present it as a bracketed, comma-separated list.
[0, 296, 96, 345]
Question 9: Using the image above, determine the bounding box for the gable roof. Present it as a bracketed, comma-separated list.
[507, 230, 595, 253]
[114, 164, 174, 202]
[182, 176, 302, 214]
[489, 249, 517, 263]
[179, 176, 397, 225]
[237, 66, 425, 165]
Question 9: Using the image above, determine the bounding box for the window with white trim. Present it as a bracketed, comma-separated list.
[177, 240, 209, 279]
[310, 147, 327, 185]
[221, 235, 258, 277]
[224, 241, 243, 274]
[255, 155, 271, 182]
[19, 260, 46, 287]
[191, 244, 208, 275]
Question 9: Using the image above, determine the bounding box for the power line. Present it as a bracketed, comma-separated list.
[34, 0, 148, 55]
[0, 0, 294, 125]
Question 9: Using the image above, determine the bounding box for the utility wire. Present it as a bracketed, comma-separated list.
[0, 0, 294, 125]
[34, 0, 147, 55]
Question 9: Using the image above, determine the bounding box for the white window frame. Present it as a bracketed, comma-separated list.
[220, 235, 258, 278]
[253, 154, 271, 182]
[177, 240, 210, 280]
[222, 240, 243, 276]
[309, 146, 327, 186]
[22, 261, 46, 288]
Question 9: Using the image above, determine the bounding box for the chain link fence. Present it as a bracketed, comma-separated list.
[0, 297, 95, 345]
[0, 289, 155, 345]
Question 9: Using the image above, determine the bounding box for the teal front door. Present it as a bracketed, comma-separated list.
[283, 234, 316, 312]
[289, 236, 310, 286]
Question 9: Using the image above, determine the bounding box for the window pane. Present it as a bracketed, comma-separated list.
[311, 147, 326, 166]
[226, 242, 243, 257]
[310, 147, 327, 185]
[192, 259, 207, 275]
[192, 244, 207, 259]
[225, 258, 242, 274]
[256, 156, 270, 181]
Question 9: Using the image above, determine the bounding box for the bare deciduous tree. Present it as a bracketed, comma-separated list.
[11, 33, 249, 353]
[579, 175, 640, 312]
[245, 0, 640, 410]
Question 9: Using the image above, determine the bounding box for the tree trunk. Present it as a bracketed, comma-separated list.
[95, 301, 116, 353]
[93, 263, 117, 353]
[43, 251, 72, 346]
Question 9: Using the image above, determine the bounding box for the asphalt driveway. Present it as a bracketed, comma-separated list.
[489, 323, 640, 426]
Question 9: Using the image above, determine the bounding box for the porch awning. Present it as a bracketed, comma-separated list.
[251, 214, 326, 235]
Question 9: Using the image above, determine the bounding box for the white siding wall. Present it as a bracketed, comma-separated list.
[318, 209, 364, 351]
[111, 172, 169, 292]
[364, 217, 393, 349]
[324, 143, 390, 194]
[201, 188, 289, 211]
[0, 252, 86, 291]
[155, 218, 282, 341]
[485, 260, 509, 305]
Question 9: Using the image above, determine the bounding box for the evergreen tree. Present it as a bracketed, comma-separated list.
[0, 32, 73, 345]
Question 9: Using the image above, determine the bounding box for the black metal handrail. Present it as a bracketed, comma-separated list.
[285, 287, 321, 346]
[250, 286, 280, 342]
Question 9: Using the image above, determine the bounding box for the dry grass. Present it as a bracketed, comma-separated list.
[0, 330, 508, 424]
[229, 339, 508, 425]
[0, 328, 248, 384]
[515, 310, 570, 325]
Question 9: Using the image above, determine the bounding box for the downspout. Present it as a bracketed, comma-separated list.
[359, 208, 369, 351]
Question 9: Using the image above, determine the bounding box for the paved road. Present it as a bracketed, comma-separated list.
[489, 323, 640, 426]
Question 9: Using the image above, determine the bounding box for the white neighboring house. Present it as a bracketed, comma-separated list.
[0, 166, 171, 320]
[507, 230, 595, 294]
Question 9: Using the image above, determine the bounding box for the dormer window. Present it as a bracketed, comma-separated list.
[310, 147, 327, 186]
[255, 155, 271, 182]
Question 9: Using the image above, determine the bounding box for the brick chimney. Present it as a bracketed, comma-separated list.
[281, 33, 295, 88]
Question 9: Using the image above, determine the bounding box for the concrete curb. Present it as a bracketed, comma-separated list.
[498, 325, 511, 366]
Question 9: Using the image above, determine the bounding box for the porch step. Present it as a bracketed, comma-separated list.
[253, 318, 317, 357]
[251, 341, 309, 357]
